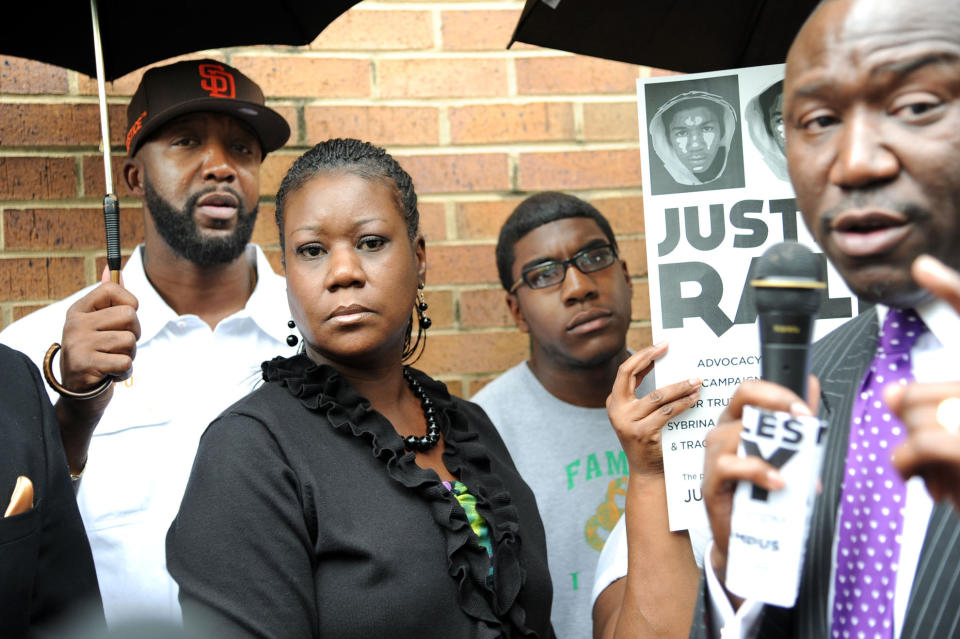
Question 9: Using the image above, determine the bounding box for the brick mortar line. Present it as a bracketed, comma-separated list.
[0, 301, 52, 307]
[418, 187, 645, 202]
[83, 254, 100, 283]
[296, 95, 639, 106]
[506, 47, 518, 97]
[0, 149, 111, 157]
[370, 52, 381, 99]
[384, 141, 642, 154]
[74, 156, 85, 199]
[430, 4, 445, 53]
[294, 102, 309, 146]
[67, 68, 79, 96]
[442, 201, 457, 240]
[0, 96, 128, 104]
[0, 191, 645, 209]
[425, 283, 504, 292]
[0, 199, 144, 208]
[423, 274, 650, 291]
[424, 238, 498, 246]
[437, 104, 451, 145]
[0, 140, 641, 157]
[3, 95, 641, 114]
[419, 187, 646, 201]
[572, 101, 584, 141]
[284, 139, 643, 151]
[425, 326, 522, 336]
[2, 138, 645, 151]
[0, 250, 125, 258]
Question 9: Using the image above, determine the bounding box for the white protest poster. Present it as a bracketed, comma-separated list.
[637, 64, 863, 531]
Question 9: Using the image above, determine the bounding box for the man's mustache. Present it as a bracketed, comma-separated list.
[818, 193, 932, 230]
[186, 186, 249, 215]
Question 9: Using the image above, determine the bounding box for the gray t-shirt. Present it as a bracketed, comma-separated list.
[472, 361, 653, 639]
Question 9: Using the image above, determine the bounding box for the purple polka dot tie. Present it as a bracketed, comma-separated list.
[830, 308, 926, 639]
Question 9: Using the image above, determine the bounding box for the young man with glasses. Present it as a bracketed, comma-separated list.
[472, 191, 671, 638]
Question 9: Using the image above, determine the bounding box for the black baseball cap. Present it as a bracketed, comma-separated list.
[125, 59, 290, 158]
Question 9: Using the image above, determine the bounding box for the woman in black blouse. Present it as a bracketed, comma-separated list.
[166, 139, 554, 638]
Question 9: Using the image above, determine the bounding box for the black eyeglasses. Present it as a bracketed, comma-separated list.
[509, 244, 618, 293]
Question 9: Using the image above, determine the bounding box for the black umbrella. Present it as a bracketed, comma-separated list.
[2, 0, 361, 397]
[509, 0, 820, 73]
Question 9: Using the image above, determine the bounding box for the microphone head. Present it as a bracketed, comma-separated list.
[751, 242, 827, 315]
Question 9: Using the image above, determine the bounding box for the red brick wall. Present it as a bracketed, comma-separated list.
[0, 0, 666, 396]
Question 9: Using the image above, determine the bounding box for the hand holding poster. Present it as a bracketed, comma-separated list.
[637, 64, 864, 531]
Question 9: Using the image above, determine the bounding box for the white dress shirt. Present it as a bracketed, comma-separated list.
[0, 244, 296, 626]
[706, 299, 960, 638]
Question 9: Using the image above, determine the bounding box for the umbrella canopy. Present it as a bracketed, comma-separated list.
[2, 1, 360, 82]
[509, 0, 820, 73]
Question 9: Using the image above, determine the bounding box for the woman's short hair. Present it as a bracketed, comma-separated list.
[275, 138, 419, 257]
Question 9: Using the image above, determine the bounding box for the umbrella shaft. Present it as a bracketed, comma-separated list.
[90, 0, 114, 194]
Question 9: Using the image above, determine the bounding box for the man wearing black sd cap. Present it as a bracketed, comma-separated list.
[0, 59, 298, 626]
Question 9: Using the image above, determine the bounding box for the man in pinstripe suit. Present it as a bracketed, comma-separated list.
[696, 0, 960, 637]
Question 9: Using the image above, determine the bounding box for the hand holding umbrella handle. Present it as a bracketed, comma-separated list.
[45, 188, 121, 397]
[42, 343, 113, 400]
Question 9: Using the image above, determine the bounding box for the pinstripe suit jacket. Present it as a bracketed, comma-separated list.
[690, 308, 960, 638]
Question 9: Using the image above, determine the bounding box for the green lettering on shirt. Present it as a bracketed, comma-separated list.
[585, 453, 601, 480]
[565, 459, 581, 490]
[570, 571, 580, 591]
[606, 449, 628, 476]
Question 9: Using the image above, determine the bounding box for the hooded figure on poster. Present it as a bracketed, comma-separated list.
[648, 89, 742, 195]
[745, 80, 789, 182]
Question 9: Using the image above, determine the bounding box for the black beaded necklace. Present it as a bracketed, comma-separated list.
[402, 368, 441, 452]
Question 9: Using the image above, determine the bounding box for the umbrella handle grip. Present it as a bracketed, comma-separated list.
[42, 343, 113, 400]
[103, 194, 121, 283]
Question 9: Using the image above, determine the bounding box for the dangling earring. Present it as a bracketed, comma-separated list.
[402, 286, 431, 363]
[417, 289, 432, 330]
[286, 319, 299, 347]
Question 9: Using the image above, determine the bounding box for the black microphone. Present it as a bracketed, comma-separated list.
[750, 242, 826, 398]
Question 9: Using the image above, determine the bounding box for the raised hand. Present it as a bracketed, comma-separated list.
[887, 255, 960, 511]
[605, 342, 701, 476]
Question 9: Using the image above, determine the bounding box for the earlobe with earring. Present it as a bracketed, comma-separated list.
[286, 320, 299, 347]
[417, 289, 432, 330]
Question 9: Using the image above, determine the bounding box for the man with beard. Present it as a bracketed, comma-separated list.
[592, 2, 960, 637]
[690, 0, 960, 636]
[472, 192, 701, 638]
[0, 59, 296, 626]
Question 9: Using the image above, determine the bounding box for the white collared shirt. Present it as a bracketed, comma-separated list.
[0, 244, 297, 626]
[705, 299, 960, 638]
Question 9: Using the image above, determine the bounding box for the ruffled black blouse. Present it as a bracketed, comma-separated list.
[167, 354, 554, 639]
